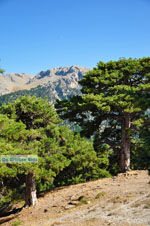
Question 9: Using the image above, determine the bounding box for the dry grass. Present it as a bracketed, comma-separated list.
[109, 192, 135, 204]
[110, 195, 128, 204]
[143, 199, 150, 209]
[131, 199, 150, 208]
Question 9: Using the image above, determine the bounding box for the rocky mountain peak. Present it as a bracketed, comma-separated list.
[34, 65, 89, 79]
[26, 65, 89, 87]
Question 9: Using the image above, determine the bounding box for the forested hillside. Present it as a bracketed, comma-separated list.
[0, 84, 81, 106]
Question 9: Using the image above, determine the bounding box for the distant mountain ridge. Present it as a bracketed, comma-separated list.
[0, 66, 90, 105]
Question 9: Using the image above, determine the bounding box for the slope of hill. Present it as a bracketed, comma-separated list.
[1, 170, 150, 226]
[0, 73, 34, 95]
[0, 66, 89, 105]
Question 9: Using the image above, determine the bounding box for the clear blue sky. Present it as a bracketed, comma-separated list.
[0, 0, 149, 75]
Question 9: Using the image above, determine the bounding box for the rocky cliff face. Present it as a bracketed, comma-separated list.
[26, 65, 89, 89]
[0, 66, 90, 105]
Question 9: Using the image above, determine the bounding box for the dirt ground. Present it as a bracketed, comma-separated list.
[0, 170, 150, 226]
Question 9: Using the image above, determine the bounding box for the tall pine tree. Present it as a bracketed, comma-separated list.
[0, 96, 70, 206]
[55, 57, 150, 172]
[0, 96, 110, 208]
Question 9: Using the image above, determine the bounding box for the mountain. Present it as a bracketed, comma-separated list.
[0, 73, 34, 95]
[0, 66, 90, 105]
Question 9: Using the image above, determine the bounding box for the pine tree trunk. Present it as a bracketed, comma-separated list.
[25, 172, 37, 206]
[120, 115, 131, 172]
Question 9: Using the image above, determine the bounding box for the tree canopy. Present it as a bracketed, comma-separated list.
[0, 96, 111, 209]
[55, 57, 150, 172]
[0, 96, 70, 206]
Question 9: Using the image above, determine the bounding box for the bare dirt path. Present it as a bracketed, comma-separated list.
[1, 170, 150, 226]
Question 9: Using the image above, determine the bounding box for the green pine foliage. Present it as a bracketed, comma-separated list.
[0, 95, 60, 129]
[54, 126, 111, 186]
[55, 57, 150, 172]
[131, 112, 150, 170]
[0, 95, 110, 209]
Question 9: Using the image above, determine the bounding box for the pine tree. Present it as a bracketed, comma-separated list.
[0, 95, 110, 208]
[0, 96, 70, 206]
[53, 126, 111, 186]
[55, 57, 150, 172]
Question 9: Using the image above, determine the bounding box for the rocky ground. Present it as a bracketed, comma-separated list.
[0, 170, 150, 226]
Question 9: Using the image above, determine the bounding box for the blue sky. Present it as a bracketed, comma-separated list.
[0, 0, 149, 75]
